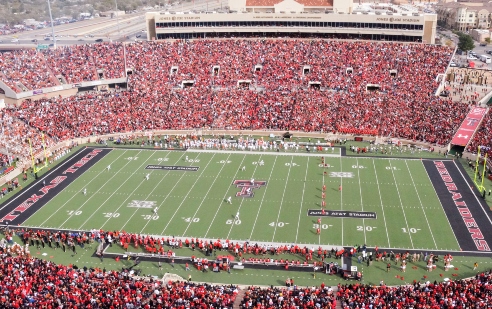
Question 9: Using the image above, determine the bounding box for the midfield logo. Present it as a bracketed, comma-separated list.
[233, 180, 267, 198]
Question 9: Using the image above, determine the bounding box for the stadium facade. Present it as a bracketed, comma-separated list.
[145, 0, 437, 43]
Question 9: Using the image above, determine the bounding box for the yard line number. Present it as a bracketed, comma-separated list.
[67, 210, 82, 216]
[269, 222, 289, 227]
[357, 226, 376, 231]
[313, 224, 330, 230]
[142, 215, 159, 220]
[126, 157, 139, 160]
[226, 219, 241, 225]
[103, 212, 120, 218]
[285, 163, 299, 167]
[183, 217, 200, 223]
[402, 227, 420, 233]
[157, 158, 169, 162]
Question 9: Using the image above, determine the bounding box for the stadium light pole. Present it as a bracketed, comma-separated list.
[114, 0, 121, 33]
[47, 0, 56, 48]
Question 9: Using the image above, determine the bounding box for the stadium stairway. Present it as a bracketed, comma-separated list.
[336, 300, 342, 309]
[233, 289, 246, 309]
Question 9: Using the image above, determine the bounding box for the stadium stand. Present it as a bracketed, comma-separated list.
[0, 49, 59, 92]
[0, 40, 468, 154]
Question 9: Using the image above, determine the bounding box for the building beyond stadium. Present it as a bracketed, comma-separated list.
[145, 0, 437, 43]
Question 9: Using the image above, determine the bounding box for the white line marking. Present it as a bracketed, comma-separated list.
[405, 160, 437, 248]
[226, 154, 264, 240]
[371, 159, 391, 248]
[295, 156, 310, 244]
[356, 158, 367, 244]
[118, 151, 180, 231]
[272, 156, 293, 242]
[35, 150, 129, 227]
[421, 160, 460, 249]
[74, 150, 155, 229]
[453, 160, 492, 224]
[160, 153, 216, 235]
[248, 156, 278, 241]
[182, 153, 232, 236]
[137, 152, 192, 234]
[204, 154, 247, 238]
[1, 148, 99, 216]
[388, 160, 414, 249]
[339, 155, 344, 246]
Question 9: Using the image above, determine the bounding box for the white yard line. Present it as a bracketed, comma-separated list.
[226, 154, 263, 240]
[137, 152, 192, 234]
[405, 160, 437, 249]
[74, 151, 155, 230]
[118, 151, 181, 231]
[295, 156, 310, 244]
[181, 153, 232, 236]
[271, 156, 293, 242]
[339, 155, 344, 246]
[160, 153, 216, 235]
[248, 156, 278, 241]
[388, 160, 414, 249]
[56, 150, 144, 229]
[371, 159, 391, 248]
[36, 149, 128, 227]
[356, 158, 367, 244]
[186, 148, 341, 157]
[421, 160, 460, 250]
[204, 154, 247, 238]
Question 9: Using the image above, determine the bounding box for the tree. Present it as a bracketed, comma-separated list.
[485, 37, 491, 45]
[457, 33, 475, 52]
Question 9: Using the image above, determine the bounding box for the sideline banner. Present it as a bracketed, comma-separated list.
[451, 107, 487, 146]
[308, 209, 377, 219]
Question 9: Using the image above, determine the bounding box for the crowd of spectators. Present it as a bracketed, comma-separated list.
[0, 40, 470, 150]
[467, 111, 492, 157]
[337, 270, 492, 308]
[0, 49, 59, 92]
[1, 227, 492, 308]
[0, 109, 54, 164]
[241, 284, 337, 309]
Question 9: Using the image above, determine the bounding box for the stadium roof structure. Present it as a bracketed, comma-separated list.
[246, 0, 334, 7]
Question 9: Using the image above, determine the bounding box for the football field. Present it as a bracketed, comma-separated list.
[18, 148, 464, 251]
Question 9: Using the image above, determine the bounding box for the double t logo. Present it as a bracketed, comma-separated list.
[233, 180, 267, 198]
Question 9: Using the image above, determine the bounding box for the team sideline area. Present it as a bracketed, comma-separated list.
[2, 146, 490, 253]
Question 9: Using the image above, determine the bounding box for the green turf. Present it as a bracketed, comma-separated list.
[22, 148, 460, 251]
